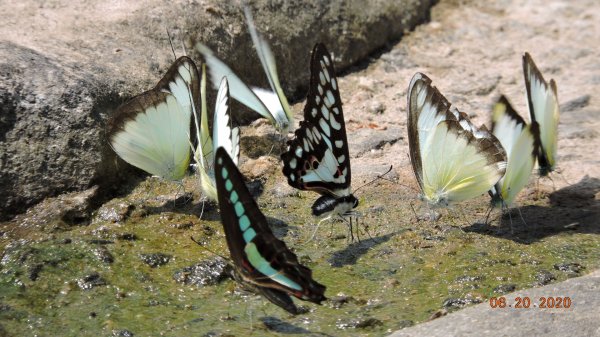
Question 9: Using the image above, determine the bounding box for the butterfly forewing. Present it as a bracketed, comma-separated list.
[523, 52, 559, 175]
[243, 6, 293, 130]
[107, 56, 201, 181]
[215, 148, 326, 310]
[407, 73, 456, 191]
[282, 43, 351, 197]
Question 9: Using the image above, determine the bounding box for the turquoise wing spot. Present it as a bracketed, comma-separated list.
[244, 243, 302, 291]
[239, 215, 251, 231]
[225, 179, 233, 192]
[230, 190, 239, 203]
[242, 227, 257, 243]
[221, 167, 229, 179]
[217, 157, 223, 165]
[234, 201, 245, 217]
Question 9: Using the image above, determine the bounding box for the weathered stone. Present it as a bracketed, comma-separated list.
[0, 0, 434, 220]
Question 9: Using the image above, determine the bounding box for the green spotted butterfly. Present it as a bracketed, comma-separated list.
[214, 147, 326, 314]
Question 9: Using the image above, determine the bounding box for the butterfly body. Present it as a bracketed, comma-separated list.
[312, 195, 359, 218]
[215, 147, 326, 314]
[282, 43, 356, 220]
[407, 73, 507, 207]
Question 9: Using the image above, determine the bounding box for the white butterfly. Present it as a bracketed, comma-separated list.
[107, 56, 199, 181]
[489, 96, 537, 206]
[523, 52, 559, 176]
[407, 72, 507, 207]
[191, 66, 240, 201]
[196, 7, 293, 133]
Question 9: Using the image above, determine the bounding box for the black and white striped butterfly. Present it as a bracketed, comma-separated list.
[214, 147, 326, 314]
[523, 52, 560, 177]
[281, 43, 358, 222]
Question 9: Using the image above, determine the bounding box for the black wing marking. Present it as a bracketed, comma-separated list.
[215, 147, 326, 312]
[281, 43, 351, 197]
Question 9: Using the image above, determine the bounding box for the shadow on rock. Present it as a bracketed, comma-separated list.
[465, 176, 600, 243]
[328, 231, 398, 267]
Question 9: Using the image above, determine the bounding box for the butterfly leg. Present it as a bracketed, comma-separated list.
[503, 203, 514, 235]
[483, 204, 494, 225]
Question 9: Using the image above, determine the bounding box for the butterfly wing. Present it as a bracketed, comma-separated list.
[195, 77, 241, 201]
[407, 73, 506, 206]
[523, 52, 559, 176]
[243, 6, 293, 131]
[215, 147, 326, 310]
[420, 120, 507, 205]
[490, 96, 536, 205]
[407, 73, 456, 192]
[213, 78, 240, 167]
[108, 57, 199, 180]
[281, 43, 351, 198]
[196, 43, 289, 131]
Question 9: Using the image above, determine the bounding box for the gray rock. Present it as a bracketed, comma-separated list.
[0, 0, 434, 220]
[172, 257, 231, 287]
[389, 270, 600, 337]
[139, 253, 172, 268]
[77, 272, 107, 290]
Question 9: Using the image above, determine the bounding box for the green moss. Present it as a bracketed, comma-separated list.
[1, 173, 598, 336]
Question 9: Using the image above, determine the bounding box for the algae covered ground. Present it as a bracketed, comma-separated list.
[1, 166, 598, 336]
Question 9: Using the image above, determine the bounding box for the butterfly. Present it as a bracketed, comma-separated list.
[407, 72, 507, 207]
[281, 43, 358, 225]
[214, 147, 326, 314]
[191, 66, 240, 201]
[488, 95, 538, 207]
[523, 52, 560, 176]
[196, 8, 293, 133]
[107, 56, 199, 181]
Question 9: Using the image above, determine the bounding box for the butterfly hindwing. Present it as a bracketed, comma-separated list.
[523, 52, 559, 176]
[282, 43, 351, 197]
[215, 147, 326, 313]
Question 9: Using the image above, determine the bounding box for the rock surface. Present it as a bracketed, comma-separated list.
[0, 0, 433, 220]
[389, 270, 600, 337]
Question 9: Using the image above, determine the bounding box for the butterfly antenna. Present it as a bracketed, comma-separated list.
[165, 27, 177, 61]
[353, 165, 394, 194]
[180, 40, 188, 57]
[190, 236, 231, 262]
